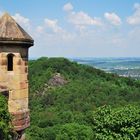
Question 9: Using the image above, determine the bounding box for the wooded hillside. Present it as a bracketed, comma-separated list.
[26, 57, 140, 139]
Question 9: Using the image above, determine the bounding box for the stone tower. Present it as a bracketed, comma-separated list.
[0, 13, 34, 138]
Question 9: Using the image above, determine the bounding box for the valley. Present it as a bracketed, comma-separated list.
[71, 57, 140, 79]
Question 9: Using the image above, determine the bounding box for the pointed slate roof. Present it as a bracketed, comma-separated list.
[0, 13, 34, 46]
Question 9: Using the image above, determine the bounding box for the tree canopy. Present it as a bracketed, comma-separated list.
[17, 57, 140, 139]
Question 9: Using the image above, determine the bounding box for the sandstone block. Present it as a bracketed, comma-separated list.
[9, 89, 28, 100]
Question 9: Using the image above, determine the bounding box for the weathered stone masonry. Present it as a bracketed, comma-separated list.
[0, 13, 34, 138]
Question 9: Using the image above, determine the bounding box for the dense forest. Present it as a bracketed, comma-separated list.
[0, 57, 140, 139]
[26, 57, 140, 140]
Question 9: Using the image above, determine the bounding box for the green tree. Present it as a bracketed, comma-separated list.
[0, 94, 12, 140]
[27, 57, 140, 140]
[56, 123, 93, 140]
[87, 105, 140, 140]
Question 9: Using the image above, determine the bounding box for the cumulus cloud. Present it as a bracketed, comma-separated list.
[12, 13, 30, 30]
[63, 3, 102, 30]
[35, 18, 68, 41]
[127, 3, 140, 25]
[29, 3, 140, 58]
[63, 3, 73, 12]
[104, 12, 122, 26]
[69, 11, 102, 28]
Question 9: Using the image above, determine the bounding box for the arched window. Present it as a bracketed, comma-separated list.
[7, 54, 14, 71]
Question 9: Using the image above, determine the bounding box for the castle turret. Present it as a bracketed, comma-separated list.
[0, 13, 34, 139]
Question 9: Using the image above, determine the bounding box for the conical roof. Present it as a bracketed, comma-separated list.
[0, 13, 34, 46]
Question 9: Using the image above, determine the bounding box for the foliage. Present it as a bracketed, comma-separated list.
[87, 105, 140, 140]
[27, 123, 93, 140]
[56, 123, 93, 140]
[0, 94, 11, 140]
[27, 57, 140, 140]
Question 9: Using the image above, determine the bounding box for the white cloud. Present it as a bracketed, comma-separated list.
[69, 11, 102, 27]
[104, 12, 122, 26]
[29, 3, 140, 58]
[35, 18, 72, 41]
[134, 3, 140, 9]
[127, 3, 140, 25]
[63, 3, 102, 30]
[63, 3, 73, 12]
[12, 13, 30, 30]
[44, 18, 64, 33]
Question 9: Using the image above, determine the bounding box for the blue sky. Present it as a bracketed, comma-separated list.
[1, 0, 140, 58]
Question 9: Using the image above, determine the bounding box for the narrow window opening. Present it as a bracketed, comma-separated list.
[7, 54, 14, 71]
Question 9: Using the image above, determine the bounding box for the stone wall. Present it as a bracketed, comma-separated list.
[0, 45, 30, 131]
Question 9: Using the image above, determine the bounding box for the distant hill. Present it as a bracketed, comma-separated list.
[71, 57, 140, 79]
[27, 57, 140, 140]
